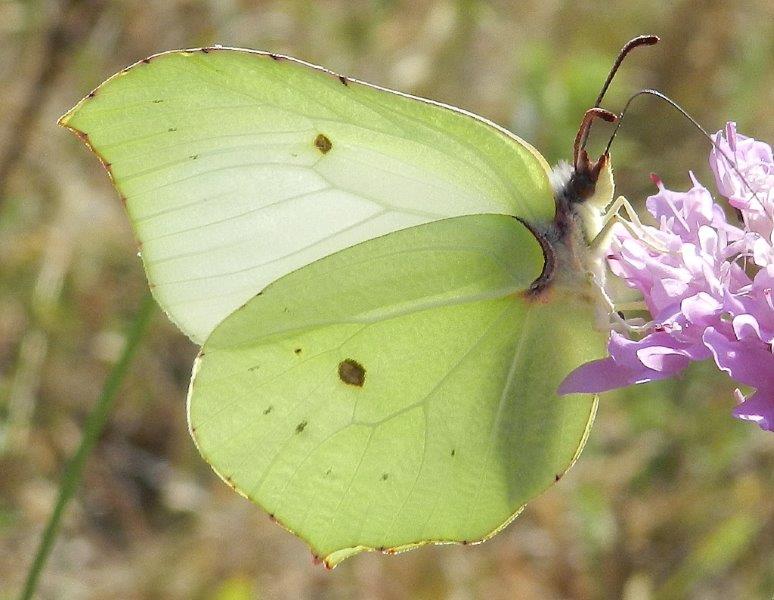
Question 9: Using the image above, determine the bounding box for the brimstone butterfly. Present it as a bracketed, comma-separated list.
[60, 41, 644, 566]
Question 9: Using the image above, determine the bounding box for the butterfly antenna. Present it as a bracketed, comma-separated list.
[579, 35, 660, 151]
[605, 88, 766, 211]
[574, 108, 617, 170]
[571, 108, 617, 199]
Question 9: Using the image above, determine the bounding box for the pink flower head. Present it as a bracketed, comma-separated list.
[561, 123, 774, 432]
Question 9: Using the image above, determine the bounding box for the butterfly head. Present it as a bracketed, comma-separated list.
[571, 150, 615, 244]
[549, 107, 617, 244]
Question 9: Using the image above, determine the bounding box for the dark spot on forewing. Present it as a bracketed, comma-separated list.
[314, 133, 332, 154]
[295, 420, 307, 433]
[294, 348, 302, 355]
[263, 405, 273, 415]
[338, 359, 365, 387]
[152, 99, 164, 103]
[381, 473, 389, 481]
[451, 449, 456, 457]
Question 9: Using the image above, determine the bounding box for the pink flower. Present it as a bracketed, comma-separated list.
[710, 122, 773, 243]
[561, 123, 773, 432]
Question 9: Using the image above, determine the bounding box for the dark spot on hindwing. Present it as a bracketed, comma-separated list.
[338, 359, 365, 387]
[295, 420, 307, 434]
[314, 133, 332, 154]
[381, 473, 389, 481]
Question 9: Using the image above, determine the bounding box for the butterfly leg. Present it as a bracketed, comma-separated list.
[583, 268, 652, 334]
[591, 195, 670, 254]
[585, 195, 661, 334]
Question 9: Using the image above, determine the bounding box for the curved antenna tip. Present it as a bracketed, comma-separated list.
[580, 34, 661, 152]
[639, 35, 660, 45]
[574, 108, 618, 167]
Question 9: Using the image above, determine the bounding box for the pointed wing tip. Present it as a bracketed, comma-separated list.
[58, 92, 98, 134]
[58, 100, 83, 130]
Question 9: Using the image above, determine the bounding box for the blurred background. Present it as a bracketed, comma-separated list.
[1, 1, 772, 598]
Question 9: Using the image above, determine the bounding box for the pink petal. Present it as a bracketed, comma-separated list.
[635, 346, 692, 373]
[703, 327, 774, 389]
[732, 389, 774, 431]
[557, 357, 669, 395]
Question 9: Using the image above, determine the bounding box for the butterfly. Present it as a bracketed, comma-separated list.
[60, 38, 653, 566]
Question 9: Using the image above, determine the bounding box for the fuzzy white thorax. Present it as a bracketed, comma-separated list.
[547, 158, 618, 329]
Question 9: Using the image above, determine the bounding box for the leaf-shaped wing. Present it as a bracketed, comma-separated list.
[60, 47, 555, 342]
[188, 214, 604, 566]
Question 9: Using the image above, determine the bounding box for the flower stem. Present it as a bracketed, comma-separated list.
[19, 292, 155, 600]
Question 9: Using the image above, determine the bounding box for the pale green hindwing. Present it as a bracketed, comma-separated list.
[59, 47, 555, 343]
[188, 214, 602, 566]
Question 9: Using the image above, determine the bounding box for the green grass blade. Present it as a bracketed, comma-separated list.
[19, 293, 155, 600]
